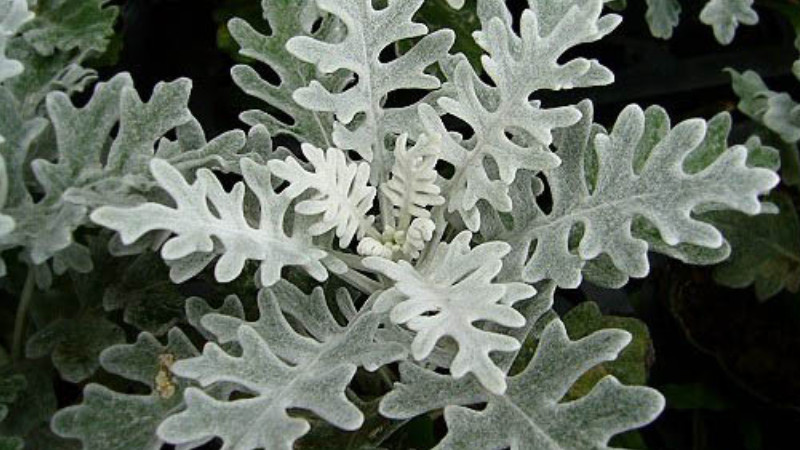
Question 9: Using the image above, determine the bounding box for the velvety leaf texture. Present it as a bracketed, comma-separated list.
[0, 0, 33, 83]
[507, 101, 778, 288]
[286, 0, 454, 178]
[645, 0, 681, 39]
[1, 72, 253, 273]
[52, 328, 201, 450]
[268, 144, 377, 248]
[91, 158, 330, 287]
[562, 301, 653, 400]
[228, 0, 344, 147]
[729, 69, 800, 144]
[425, 0, 620, 230]
[381, 320, 664, 449]
[157, 283, 405, 450]
[1, 0, 789, 447]
[22, 0, 118, 56]
[365, 231, 535, 394]
[699, 0, 759, 45]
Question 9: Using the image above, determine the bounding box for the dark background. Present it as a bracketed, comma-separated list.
[95, 1, 800, 449]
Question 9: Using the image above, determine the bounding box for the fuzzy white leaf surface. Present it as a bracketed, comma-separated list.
[381, 320, 665, 450]
[158, 284, 405, 450]
[700, 0, 759, 45]
[268, 144, 377, 248]
[426, 0, 620, 230]
[364, 231, 535, 394]
[286, 0, 453, 179]
[228, 0, 345, 147]
[0, 0, 33, 83]
[91, 158, 329, 286]
[508, 101, 779, 289]
[382, 132, 445, 226]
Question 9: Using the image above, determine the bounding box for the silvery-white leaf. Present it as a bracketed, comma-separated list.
[380, 319, 664, 449]
[364, 231, 535, 394]
[507, 100, 778, 289]
[426, 0, 620, 230]
[91, 158, 330, 286]
[0, 0, 33, 83]
[700, 0, 759, 45]
[157, 285, 406, 450]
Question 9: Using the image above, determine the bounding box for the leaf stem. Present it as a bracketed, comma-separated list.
[336, 268, 382, 295]
[11, 268, 35, 363]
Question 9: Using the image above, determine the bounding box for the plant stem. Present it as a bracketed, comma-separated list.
[11, 269, 35, 363]
[336, 268, 382, 295]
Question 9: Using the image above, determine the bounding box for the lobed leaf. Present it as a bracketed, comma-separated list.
[561, 301, 653, 400]
[506, 100, 778, 289]
[52, 328, 202, 450]
[228, 0, 346, 147]
[286, 0, 454, 178]
[0, 0, 33, 83]
[268, 144, 377, 248]
[700, 0, 759, 45]
[381, 319, 664, 450]
[382, 133, 445, 227]
[91, 157, 330, 287]
[157, 283, 406, 450]
[645, 0, 681, 39]
[0, 73, 256, 276]
[729, 69, 800, 144]
[22, 0, 118, 56]
[425, 0, 620, 230]
[364, 231, 536, 394]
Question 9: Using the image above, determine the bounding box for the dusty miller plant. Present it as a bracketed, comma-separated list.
[626, 0, 800, 301]
[0, 0, 784, 449]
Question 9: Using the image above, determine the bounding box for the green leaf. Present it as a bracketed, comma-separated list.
[102, 251, 185, 335]
[562, 301, 653, 400]
[645, 0, 681, 39]
[0, 363, 58, 448]
[1, 73, 255, 272]
[51, 328, 201, 450]
[22, 0, 118, 56]
[24, 245, 126, 382]
[26, 315, 124, 383]
[706, 192, 800, 300]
